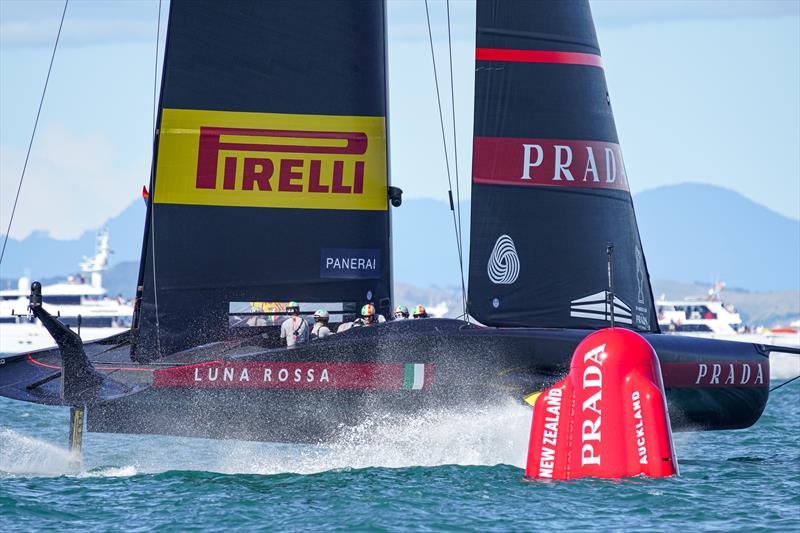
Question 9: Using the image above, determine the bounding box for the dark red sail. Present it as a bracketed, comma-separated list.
[468, 0, 659, 332]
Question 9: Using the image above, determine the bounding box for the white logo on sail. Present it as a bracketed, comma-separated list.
[570, 291, 633, 325]
[488, 235, 520, 285]
[635, 246, 645, 304]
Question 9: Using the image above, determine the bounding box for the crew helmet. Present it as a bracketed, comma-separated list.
[412, 305, 428, 318]
[361, 303, 376, 317]
[394, 304, 409, 318]
[313, 309, 329, 322]
[287, 301, 300, 312]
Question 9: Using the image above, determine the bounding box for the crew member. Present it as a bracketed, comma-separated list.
[412, 305, 429, 319]
[311, 309, 332, 339]
[393, 305, 410, 320]
[356, 303, 379, 327]
[337, 303, 386, 331]
[280, 301, 309, 348]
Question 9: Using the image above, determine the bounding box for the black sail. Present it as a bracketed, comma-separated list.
[132, 0, 392, 359]
[468, 0, 658, 332]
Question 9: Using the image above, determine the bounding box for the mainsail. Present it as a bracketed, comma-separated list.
[132, 0, 392, 359]
[468, 0, 659, 331]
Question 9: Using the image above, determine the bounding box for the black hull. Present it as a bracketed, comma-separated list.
[0, 320, 769, 442]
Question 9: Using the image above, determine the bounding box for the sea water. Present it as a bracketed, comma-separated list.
[1, 385, 798, 532]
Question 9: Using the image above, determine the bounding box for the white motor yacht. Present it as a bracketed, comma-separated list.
[657, 283, 799, 378]
[0, 229, 133, 355]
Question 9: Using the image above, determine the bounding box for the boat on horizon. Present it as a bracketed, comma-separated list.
[656, 282, 799, 379]
[0, 229, 133, 356]
[0, 0, 793, 447]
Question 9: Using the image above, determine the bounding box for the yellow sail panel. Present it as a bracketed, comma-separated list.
[153, 108, 388, 211]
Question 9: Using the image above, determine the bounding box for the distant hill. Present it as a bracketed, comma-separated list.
[0, 200, 145, 282]
[634, 183, 799, 292]
[102, 260, 141, 298]
[393, 183, 799, 292]
[1, 182, 798, 292]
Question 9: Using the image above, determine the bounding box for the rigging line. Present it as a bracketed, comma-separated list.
[770, 374, 800, 393]
[151, 1, 161, 132]
[445, 0, 467, 321]
[149, 0, 163, 355]
[0, 0, 69, 268]
[424, 0, 468, 322]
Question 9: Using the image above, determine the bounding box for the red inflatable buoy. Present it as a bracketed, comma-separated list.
[525, 328, 678, 480]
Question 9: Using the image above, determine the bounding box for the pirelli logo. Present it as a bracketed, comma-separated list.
[154, 109, 388, 210]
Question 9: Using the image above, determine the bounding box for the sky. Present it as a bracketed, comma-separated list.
[0, 0, 798, 241]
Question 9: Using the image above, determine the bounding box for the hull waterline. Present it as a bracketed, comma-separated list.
[0, 320, 769, 442]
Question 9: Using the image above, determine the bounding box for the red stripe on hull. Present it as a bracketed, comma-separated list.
[661, 361, 769, 388]
[153, 361, 434, 390]
[475, 48, 603, 68]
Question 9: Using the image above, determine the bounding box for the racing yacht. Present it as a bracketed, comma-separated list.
[0, 0, 794, 449]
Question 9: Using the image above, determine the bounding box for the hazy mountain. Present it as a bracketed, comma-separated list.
[0, 200, 145, 283]
[392, 183, 800, 292]
[634, 183, 799, 292]
[102, 260, 141, 298]
[1, 183, 798, 293]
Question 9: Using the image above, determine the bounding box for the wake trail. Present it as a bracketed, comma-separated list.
[0, 401, 533, 478]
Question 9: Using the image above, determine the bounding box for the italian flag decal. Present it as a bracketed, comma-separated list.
[402, 363, 427, 390]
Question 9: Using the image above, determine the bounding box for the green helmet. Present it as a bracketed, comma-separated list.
[287, 301, 300, 312]
[394, 305, 409, 318]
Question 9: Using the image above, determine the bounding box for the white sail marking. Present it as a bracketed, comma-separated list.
[570, 311, 633, 324]
[488, 235, 520, 285]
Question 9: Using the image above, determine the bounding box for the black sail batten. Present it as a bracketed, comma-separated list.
[468, 0, 659, 332]
[132, 0, 392, 360]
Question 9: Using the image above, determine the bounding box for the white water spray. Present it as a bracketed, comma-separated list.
[0, 428, 78, 477]
[216, 401, 532, 475]
[0, 401, 533, 477]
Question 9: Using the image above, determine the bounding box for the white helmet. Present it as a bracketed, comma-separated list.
[314, 309, 329, 321]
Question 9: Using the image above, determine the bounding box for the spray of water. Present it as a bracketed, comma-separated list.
[0, 428, 78, 477]
[770, 352, 800, 380]
[217, 400, 532, 475]
[0, 401, 533, 478]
